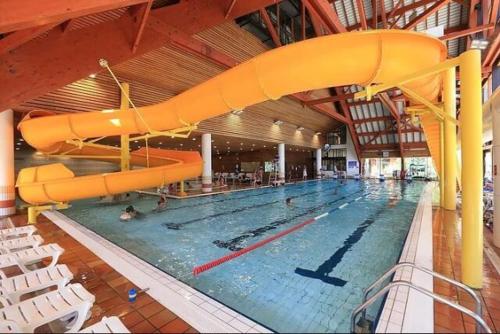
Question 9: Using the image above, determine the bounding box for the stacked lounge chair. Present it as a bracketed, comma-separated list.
[0, 223, 130, 333]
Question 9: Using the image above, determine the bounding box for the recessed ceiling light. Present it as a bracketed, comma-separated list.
[192, 137, 196, 141]
[214, 146, 217, 148]
[315, 132, 321, 136]
[19, 138, 24, 141]
[297, 126, 304, 131]
[263, 145, 266, 148]
[179, 143, 183, 146]
[15, 147, 20, 151]
[231, 109, 244, 115]
[16, 142, 21, 146]
[159, 142, 163, 144]
[211, 140, 215, 142]
[226, 141, 230, 144]
[134, 140, 138, 143]
[240, 143, 243, 145]
[252, 144, 255, 146]
[89, 73, 97, 78]
[273, 120, 283, 126]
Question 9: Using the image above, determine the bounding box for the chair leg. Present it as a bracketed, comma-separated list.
[65, 302, 92, 333]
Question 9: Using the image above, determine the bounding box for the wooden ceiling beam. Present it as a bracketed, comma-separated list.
[439, 23, 495, 41]
[130, 0, 153, 53]
[379, 93, 404, 157]
[346, 0, 438, 30]
[0, 22, 61, 55]
[403, 0, 452, 30]
[0, 0, 277, 110]
[259, 8, 282, 47]
[304, 93, 354, 105]
[355, 0, 368, 30]
[305, 0, 347, 33]
[0, 0, 150, 34]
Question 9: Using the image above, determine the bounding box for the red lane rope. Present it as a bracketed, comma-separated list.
[192, 217, 316, 276]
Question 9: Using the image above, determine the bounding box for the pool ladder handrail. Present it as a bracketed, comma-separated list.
[351, 262, 492, 333]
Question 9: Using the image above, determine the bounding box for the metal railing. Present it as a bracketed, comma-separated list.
[351, 262, 492, 333]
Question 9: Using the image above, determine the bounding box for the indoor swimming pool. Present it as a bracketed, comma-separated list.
[64, 179, 425, 333]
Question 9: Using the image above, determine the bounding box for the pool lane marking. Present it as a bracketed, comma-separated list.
[212, 189, 366, 251]
[338, 203, 349, 209]
[295, 205, 387, 287]
[355, 196, 363, 201]
[159, 179, 336, 213]
[192, 192, 371, 276]
[164, 182, 344, 229]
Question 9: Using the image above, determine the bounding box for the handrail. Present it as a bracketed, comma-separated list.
[361, 262, 483, 333]
[351, 280, 492, 333]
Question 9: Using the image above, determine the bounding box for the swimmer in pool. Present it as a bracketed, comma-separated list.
[155, 193, 167, 212]
[286, 198, 292, 206]
[120, 205, 141, 221]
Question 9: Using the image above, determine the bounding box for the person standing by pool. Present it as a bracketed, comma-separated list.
[303, 166, 308, 181]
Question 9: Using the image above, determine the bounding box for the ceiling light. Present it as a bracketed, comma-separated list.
[315, 132, 322, 136]
[226, 141, 230, 144]
[231, 109, 244, 115]
[297, 126, 304, 131]
[214, 146, 217, 148]
[89, 73, 97, 78]
[15, 147, 20, 151]
[159, 142, 163, 144]
[19, 138, 24, 142]
[252, 144, 255, 146]
[240, 143, 243, 145]
[192, 137, 196, 141]
[273, 120, 283, 126]
[179, 143, 183, 146]
[471, 39, 489, 50]
[263, 145, 266, 148]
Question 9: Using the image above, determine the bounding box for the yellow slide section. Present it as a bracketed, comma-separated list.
[17, 30, 446, 205]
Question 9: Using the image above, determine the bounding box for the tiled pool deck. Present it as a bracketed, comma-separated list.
[8, 214, 198, 333]
[432, 209, 500, 333]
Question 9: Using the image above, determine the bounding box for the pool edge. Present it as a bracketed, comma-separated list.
[375, 182, 435, 333]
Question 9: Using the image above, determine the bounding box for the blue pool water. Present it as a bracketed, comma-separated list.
[64, 179, 424, 332]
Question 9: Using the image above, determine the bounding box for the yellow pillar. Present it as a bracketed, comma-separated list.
[179, 181, 187, 197]
[443, 68, 457, 210]
[439, 121, 445, 208]
[459, 50, 483, 288]
[120, 83, 130, 171]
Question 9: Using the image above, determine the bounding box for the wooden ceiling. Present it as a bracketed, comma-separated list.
[18, 22, 339, 149]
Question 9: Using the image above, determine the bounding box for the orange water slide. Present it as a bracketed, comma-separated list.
[16, 30, 447, 205]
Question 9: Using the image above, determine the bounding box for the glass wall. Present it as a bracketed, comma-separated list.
[362, 157, 437, 179]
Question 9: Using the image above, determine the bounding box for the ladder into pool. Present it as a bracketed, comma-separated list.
[351, 262, 492, 333]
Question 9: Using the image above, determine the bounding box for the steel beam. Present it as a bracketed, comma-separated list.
[260, 8, 282, 47]
[439, 23, 495, 41]
[403, 0, 452, 30]
[306, 0, 347, 33]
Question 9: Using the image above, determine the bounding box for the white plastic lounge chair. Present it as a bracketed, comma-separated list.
[0, 225, 37, 241]
[0, 235, 44, 254]
[0, 244, 64, 278]
[79, 316, 130, 333]
[0, 217, 14, 229]
[0, 283, 94, 333]
[0, 264, 73, 305]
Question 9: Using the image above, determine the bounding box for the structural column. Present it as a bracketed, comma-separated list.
[316, 148, 322, 178]
[120, 83, 130, 171]
[201, 133, 212, 193]
[494, 90, 500, 248]
[0, 109, 15, 217]
[443, 68, 457, 210]
[278, 143, 285, 182]
[460, 50, 483, 288]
